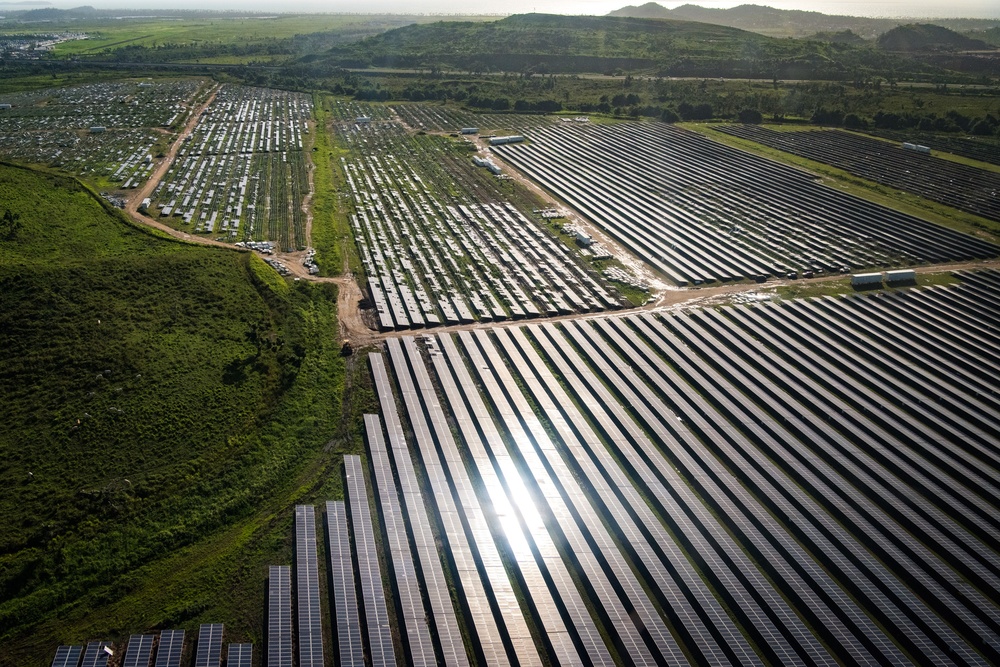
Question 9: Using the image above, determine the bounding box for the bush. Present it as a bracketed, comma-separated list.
[737, 108, 763, 124]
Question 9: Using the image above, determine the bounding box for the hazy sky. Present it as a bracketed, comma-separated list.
[16, 0, 1000, 18]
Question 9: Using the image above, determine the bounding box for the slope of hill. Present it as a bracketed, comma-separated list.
[608, 3, 1000, 39]
[877, 23, 990, 51]
[0, 163, 343, 662]
[317, 12, 918, 79]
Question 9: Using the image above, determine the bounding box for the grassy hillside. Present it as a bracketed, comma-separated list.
[0, 163, 347, 664]
[877, 23, 991, 52]
[317, 13, 930, 80]
[608, 3, 1000, 39]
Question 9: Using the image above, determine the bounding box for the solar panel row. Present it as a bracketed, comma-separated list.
[363, 413, 438, 667]
[344, 454, 397, 667]
[227, 643, 253, 667]
[326, 500, 364, 667]
[268, 565, 293, 667]
[80, 642, 111, 667]
[295, 505, 325, 667]
[194, 623, 223, 667]
[391, 337, 544, 667]
[370, 356, 473, 667]
[362, 270, 1000, 666]
[153, 630, 185, 667]
[429, 335, 586, 667]
[123, 635, 155, 667]
[51, 646, 83, 667]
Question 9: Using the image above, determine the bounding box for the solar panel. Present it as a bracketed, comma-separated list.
[194, 624, 223, 667]
[345, 454, 397, 667]
[51, 645, 83, 667]
[326, 500, 364, 667]
[362, 413, 437, 667]
[122, 635, 155, 667]
[268, 565, 293, 667]
[227, 644, 253, 667]
[153, 630, 185, 667]
[295, 505, 324, 667]
[80, 642, 112, 667]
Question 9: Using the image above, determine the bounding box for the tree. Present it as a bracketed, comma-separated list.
[844, 113, 867, 130]
[737, 108, 763, 124]
[0, 209, 21, 241]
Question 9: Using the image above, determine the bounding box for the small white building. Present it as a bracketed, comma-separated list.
[851, 272, 883, 287]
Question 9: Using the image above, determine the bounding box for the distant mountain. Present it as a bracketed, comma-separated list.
[878, 24, 989, 52]
[315, 12, 930, 80]
[608, 3, 1000, 39]
[11, 5, 96, 20]
[608, 2, 671, 19]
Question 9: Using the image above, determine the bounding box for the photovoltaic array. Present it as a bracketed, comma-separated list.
[296, 505, 325, 667]
[491, 123, 998, 285]
[351, 270, 1000, 666]
[268, 565, 293, 667]
[193, 624, 223, 667]
[122, 635, 155, 667]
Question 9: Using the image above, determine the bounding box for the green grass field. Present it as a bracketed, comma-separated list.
[0, 163, 349, 665]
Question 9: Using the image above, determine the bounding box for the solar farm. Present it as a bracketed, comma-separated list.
[0, 80, 200, 184]
[491, 122, 998, 285]
[29, 75, 1000, 667]
[147, 85, 313, 249]
[312, 270, 1000, 667]
[332, 104, 623, 330]
[714, 125, 1000, 223]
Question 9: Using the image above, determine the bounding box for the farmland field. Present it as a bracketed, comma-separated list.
[491, 121, 999, 285]
[148, 85, 312, 250]
[0, 79, 201, 186]
[343, 270, 1000, 666]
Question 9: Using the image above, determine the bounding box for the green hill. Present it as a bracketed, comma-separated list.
[878, 23, 991, 51]
[0, 163, 343, 663]
[317, 12, 914, 79]
[608, 3, 1000, 39]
